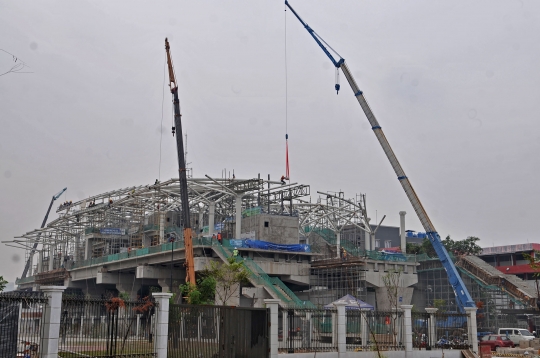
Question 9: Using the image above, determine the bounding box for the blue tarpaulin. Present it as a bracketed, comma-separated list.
[244, 239, 311, 252]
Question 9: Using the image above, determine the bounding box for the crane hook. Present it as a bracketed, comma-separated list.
[335, 68, 340, 94]
[172, 126, 176, 137]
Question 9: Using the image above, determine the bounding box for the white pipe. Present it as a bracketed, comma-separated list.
[235, 196, 242, 239]
[208, 202, 215, 237]
[400, 211, 407, 252]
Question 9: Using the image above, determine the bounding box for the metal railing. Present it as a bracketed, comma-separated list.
[346, 310, 405, 351]
[168, 304, 268, 358]
[279, 306, 338, 353]
[58, 296, 157, 358]
[0, 292, 48, 358]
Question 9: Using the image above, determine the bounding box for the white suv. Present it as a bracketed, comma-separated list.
[498, 328, 535, 344]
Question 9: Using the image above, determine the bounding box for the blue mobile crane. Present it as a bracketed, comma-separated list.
[285, 1, 476, 311]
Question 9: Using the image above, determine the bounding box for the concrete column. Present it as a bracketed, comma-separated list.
[264, 299, 280, 358]
[159, 211, 165, 243]
[464, 306, 478, 353]
[336, 231, 341, 258]
[401, 305, 413, 356]
[399, 211, 406, 253]
[208, 202, 215, 238]
[40, 286, 66, 358]
[38, 251, 44, 273]
[49, 245, 55, 271]
[334, 301, 347, 356]
[425, 307, 438, 348]
[365, 220, 371, 251]
[136, 314, 141, 338]
[152, 292, 173, 358]
[79, 316, 84, 338]
[282, 310, 288, 347]
[198, 210, 204, 237]
[361, 309, 368, 347]
[235, 195, 242, 239]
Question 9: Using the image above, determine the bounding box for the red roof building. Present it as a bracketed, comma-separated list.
[479, 243, 540, 280]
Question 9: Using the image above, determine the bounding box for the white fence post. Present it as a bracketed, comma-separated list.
[40, 286, 66, 358]
[464, 306, 478, 353]
[264, 299, 280, 358]
[152, 292, 173, 358]
[334, 301, 347, 356]
[425, 307, 438, 348]
[401, 305, 413, 357]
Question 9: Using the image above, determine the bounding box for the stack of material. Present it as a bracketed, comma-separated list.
[495, 346, 538, 355]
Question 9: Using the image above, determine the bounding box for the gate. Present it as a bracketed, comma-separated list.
[0, 292, 47, 358]
[169, 304, 269, 358]
[59, 296, 157, 357]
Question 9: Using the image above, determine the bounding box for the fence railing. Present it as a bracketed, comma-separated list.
[58, 296, 157, 358]
[168, 304, 268, 358]
[346, 310, 405, 351]
[279, 306, 338, 353]
[0, 291, 48, 358]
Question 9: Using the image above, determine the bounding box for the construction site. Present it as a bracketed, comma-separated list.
[5, 3, 540, 337]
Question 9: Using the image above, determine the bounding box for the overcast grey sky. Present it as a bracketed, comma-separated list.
[1, 0, 539, 282]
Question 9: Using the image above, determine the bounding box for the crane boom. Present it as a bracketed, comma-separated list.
[165, 38, 196, 285]
[285, 1, 475, 310]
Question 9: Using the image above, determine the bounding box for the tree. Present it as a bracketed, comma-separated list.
[412, 236, 482, 257]
[406, 242, 423, 255]
[382, 269, 403, 347]
[204, 257, 250, 306]
[0, 276, 7, 292]
[180, 276, 217, 305]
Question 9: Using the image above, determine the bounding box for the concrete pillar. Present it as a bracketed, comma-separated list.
[208, 202, 215, 238]
[235, 195, 242, 239]
[79, 316, 84, 338]
[401, 305, 413, 356]
[37, 251, 44, 273]
[334, 301, 347, 356]
[40, 286, 66, 358]
[159, 211, 165, 243]
[464, 306, 478, 353]
[361, 309, 368, 347]
[399, 211, 406, 253]
[425, 307, 438, 348]
[136, 314, 141, 338]
[198, 210, 204, 237]
[49, 245, 55, 271]
[336, 231, 341, 258]
[282, 310, 288, 347]
[152, 292, 173, 358]
[264, 299, 280, 358]
[365, 228, 370, 251]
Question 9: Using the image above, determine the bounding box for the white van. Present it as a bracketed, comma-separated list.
[498, 328, 535, 344]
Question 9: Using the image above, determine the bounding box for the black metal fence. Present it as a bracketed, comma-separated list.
[0, 291, 48, 358]
[168, 304, 268, 358]
[433, 312, 469, 349]
[58, 296, 157, 358]
[278, 306, 338, 353]
[346, 310, 405, 351]
[411, 311, 470, 350]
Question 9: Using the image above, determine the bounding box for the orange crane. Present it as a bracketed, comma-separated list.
[165, 38, 195, 285]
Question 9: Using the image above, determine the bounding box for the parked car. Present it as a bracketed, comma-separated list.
[498, 328, 535, 344]
[480, 335, 515, 351]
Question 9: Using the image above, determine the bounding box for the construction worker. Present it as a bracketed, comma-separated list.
[280, 175, 287, 185]
[217, 232, 222, 245]
[233, 247, 239, 258]
[212, 233, 216, 241]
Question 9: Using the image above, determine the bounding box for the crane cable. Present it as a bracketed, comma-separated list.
[285, 5, 289, 176]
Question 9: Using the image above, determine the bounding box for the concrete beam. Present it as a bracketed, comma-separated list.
[136, 266, 185, 280]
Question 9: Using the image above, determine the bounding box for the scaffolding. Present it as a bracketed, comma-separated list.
[417, 257, 535, 331]
[309, 258, 367, 307]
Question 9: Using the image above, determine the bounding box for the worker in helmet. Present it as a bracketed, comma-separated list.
[280, 175, 289, 185]
[233, 247, 239, 258]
